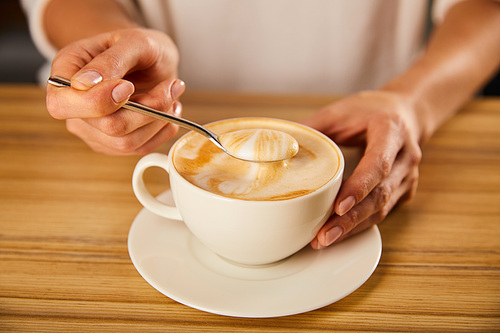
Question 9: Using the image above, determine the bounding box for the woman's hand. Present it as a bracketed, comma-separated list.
[303, 91, 423, 249]
[46, 27, 184, 155]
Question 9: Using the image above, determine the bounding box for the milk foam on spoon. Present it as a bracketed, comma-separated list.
[218, 129, 299, 162]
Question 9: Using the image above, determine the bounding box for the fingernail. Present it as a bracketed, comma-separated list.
[338, 196, 356, 216]
[325, 226, 343, 246]
[170, 79, 185, 100]
[112, 81, 135, 103]
[72, 71, 103, 90]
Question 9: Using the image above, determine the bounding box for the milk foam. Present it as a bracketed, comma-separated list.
[173, 118, 340, 201]
[218, 129, 299, 162]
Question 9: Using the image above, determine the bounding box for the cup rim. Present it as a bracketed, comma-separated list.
[168, 117, 345, 202]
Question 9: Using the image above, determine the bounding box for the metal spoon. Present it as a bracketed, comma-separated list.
[47, 75, 298, 162]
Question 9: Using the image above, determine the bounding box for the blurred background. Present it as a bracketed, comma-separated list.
[0, 0, 498, 94]
[0, 1, 45, 83]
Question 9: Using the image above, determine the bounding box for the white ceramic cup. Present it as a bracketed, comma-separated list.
[132, 118, 344, 265]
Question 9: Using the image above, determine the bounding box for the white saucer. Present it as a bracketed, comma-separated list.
[128, 190, 382, 318]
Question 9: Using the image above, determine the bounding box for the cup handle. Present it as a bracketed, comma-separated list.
[132, 153, 183, 221]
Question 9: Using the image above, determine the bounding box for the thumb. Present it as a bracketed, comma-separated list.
[301, 106, 339, 134]
[71, 37, 144, 91]
[50, 30, 146, 91]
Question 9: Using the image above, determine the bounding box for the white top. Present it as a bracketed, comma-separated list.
[21, 0, 464, 94]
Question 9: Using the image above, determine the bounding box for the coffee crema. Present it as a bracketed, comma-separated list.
[173, 118, 340, 201]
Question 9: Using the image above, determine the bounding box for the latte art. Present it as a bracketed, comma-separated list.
[173, 118, 340, 201]
[218, 129, 299, 162]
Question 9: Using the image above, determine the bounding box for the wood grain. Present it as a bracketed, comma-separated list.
[0, 85, 499, 332]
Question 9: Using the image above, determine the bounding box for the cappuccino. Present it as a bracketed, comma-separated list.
[173, 118, 341, 201]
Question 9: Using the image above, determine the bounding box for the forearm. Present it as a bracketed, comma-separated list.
[383, 0, 500, 143]
[43, 0, 139, 50]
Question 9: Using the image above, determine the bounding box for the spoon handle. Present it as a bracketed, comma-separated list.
[47, 76, 222, 147]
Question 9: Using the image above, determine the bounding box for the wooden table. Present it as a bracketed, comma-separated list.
[1, 84, 499, 332]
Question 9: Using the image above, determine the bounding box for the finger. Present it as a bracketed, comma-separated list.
[49, 41, 97, 83]
[310, 211, 386, 250]
[133, 119, 181, 155]
[67, 101, 183, 155]
[82, 108, 156, 138]
[317, 194, 383, 248]
[301, 107, 337, 133]
[46, 79, 135, 120]
[302, 111, 367, 146]
[131, 79, 185, 115]
[334, 118, 405, 216]
[301, 98, 372, 145]
[50, 31, 153, 90]
[67, 116, 178, 156]
[82, 79, 184, 137]
[316, 150, 414, 247]
[310, 237, 325, 250]
[301, 104, 353, 139]
[335, 215, 382, 243]
[336, 169, 419, 245]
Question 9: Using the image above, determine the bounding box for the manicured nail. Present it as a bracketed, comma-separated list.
[112, 81, 135, 103]
[170, 79, 185, 100]
[338, 196, 356, 216]
[325, 226, 343, 246]
[72, 71, 103, 90]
